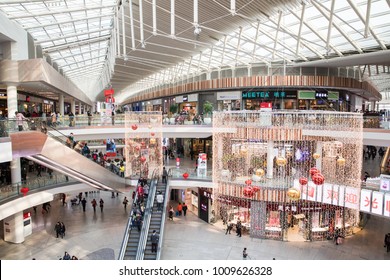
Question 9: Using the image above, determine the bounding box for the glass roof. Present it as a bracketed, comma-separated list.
[0, 0, 116, 99]
[118, 0, 390, 102]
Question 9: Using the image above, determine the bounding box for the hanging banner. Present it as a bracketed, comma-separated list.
[322, 183, 333, 205]
[344, 187, 359, 210]
[384, 193, 390, 217]
[360, 189, 372, 212]
[371, 191, 384, 215]
[338, 185, 345, 207]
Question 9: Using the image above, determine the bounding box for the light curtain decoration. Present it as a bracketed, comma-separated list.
[213, 111, 363, 241]
[125, 112, 163, 178]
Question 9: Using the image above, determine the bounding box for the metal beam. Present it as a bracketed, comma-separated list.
[365, 0, 372, 38]
[42, 35, 110, 52]
[326, 0, 335, 52]
[51, 46, 107, 61]
[296, 3, 305, 57]
[289, 9, 343, 57]
[235, 27, 243, 63]
[35, 27, 112, 44]
[272, 11, 282, 60]
[311, 0, 362, 53]
[346, 0, 387, 50]
[7, 4, 116, 19]
[25, 13, 114, 30]
[59, 54, 106, 68]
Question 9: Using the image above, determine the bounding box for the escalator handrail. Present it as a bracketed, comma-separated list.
[117, 192, 139, 260]
[156, 179, 169, 260]
[135, 168, 159, 260]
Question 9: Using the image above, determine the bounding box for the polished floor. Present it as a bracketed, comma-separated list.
[0, 155, 389, 260]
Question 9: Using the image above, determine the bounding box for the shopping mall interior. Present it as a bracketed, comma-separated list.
[0, 0, 390, 260]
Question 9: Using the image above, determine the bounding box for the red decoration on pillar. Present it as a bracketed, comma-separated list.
[309, 167, 319, 177]
[245, 179, 252, 185]
[299, 177, 308, 186]
[183, 172, 189, 179]
[131, 124, 138, 130]
[312, 173, 325, 185]
[252, 186, 260, 192]
[20, 187, 29, 196]
[140, 156, 146, 163]
[243, 186, 254, 197]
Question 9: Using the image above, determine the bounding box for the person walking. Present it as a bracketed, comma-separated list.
[15, 111, 28, 131]
[90, 198, 96, 212]
[151, 230, 160, 253]
[99, 198, 104, 212]
[384, 233, 390, 252]
[123, 197, 129, 210]
[236, 220, 242, 237]
[162, 167, 168, 184]
[177, 202, 183, 216]
[225, 220, 233, 235]
[60, 222, 66, 238]
[54, 222, 62, 238]
[168, 205, 174, 221]
[182, 202, 188, 216]
[243, 248, 248, 260]
[156, 191, 164, 211]
[81, 197, 87, 212]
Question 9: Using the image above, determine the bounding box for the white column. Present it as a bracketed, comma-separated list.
[7, 85, 21, 185]
[59, 94, 64, 116]
[267, 140, 274, 179]
[370, 101, 376, 111]
[71, 99, 76, 114]
[79, 102, 82, 114]
[3, 212, 25, 243]
[7, 85, 18, 118]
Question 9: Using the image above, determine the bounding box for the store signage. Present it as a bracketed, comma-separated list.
[384, 194, 390, 217]
[315, 92, 328, 99]
[188, 94, 198, 102]
[217, 91, 241, 100]
[242, 91, 297, 99]
[372, 191, 383, 215]
[360, 189, 372, 212]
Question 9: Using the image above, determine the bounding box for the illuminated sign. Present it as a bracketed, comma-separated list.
[242, 91, 297, 99]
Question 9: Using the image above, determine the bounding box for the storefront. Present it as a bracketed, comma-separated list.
[176, 94, 198, 116]
[297, 90, 345, 111]
[217, 91, 241, 111]
[242, 90, 297, 110]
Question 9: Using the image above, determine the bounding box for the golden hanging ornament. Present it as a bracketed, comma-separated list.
[255, 168, 265, 176]
[287, 187, 300, 200]
[276, 156, 287, 166]
[313, 153, 321, 159]
[337, 156, 346, 165]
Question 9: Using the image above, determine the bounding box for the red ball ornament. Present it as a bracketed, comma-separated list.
[312, 173, 325, 185]
[243, 186, 254, 197]
[299, 177, 308, 186]
[140, 156, 146, 163]
[183, 172, 189, 179]
[20, 187, 29, 196]
[245, 179, 252, 185]
[151, 132, 155, 137]
[131, 124, 138, 130]
[309, 167, 319, 177]
[252, 186, 260, 192]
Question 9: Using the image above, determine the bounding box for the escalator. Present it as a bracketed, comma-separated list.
[10, 131, 124, 191]
[143, 182, 167, 260]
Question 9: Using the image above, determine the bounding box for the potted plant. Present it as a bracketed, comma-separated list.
[203, 101, 213, 124]
[169, 104, 178, 124]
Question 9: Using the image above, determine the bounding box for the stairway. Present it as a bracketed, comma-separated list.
[143, 182, 167, 260]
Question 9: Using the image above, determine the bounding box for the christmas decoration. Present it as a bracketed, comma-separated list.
[131, 124, 138, 130]
[245, 179, 252, 185]
[299, 177, 308, 186]
[183, 172, 189, 179]
[309, 167, 319, 177]
[20, 187, 29, 196]
[312, 173, 325, 185]
[212, 111, 363, 242]
[313, 153, 321, 159]
[140, 156, 146, 163]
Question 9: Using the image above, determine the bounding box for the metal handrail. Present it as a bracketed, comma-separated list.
[117, 191, 139, 260]
[135, 168, 159, 260]
[0, 174, 77, 204]
[156, 180, 169, 260]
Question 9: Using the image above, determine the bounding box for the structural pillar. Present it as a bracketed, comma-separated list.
[59, 94, 64, 116]
[315, 142, 323, 171]
[79, 102, 82, 114]
[7, 85, 22, 185]
[3, 212, 25, 243]
[71, 99, 76, 114]
[266, 140, 274, 179]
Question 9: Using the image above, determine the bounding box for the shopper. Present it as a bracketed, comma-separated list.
[243, 248, 248, 260]
[99, 198, 104, 212]
[151, 230, 160, 253]
[123, 197, 129, 210]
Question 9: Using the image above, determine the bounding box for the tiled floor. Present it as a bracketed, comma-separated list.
[0, 155, 389, 260]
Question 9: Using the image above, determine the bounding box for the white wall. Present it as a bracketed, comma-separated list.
[0, 12, 29, 60]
